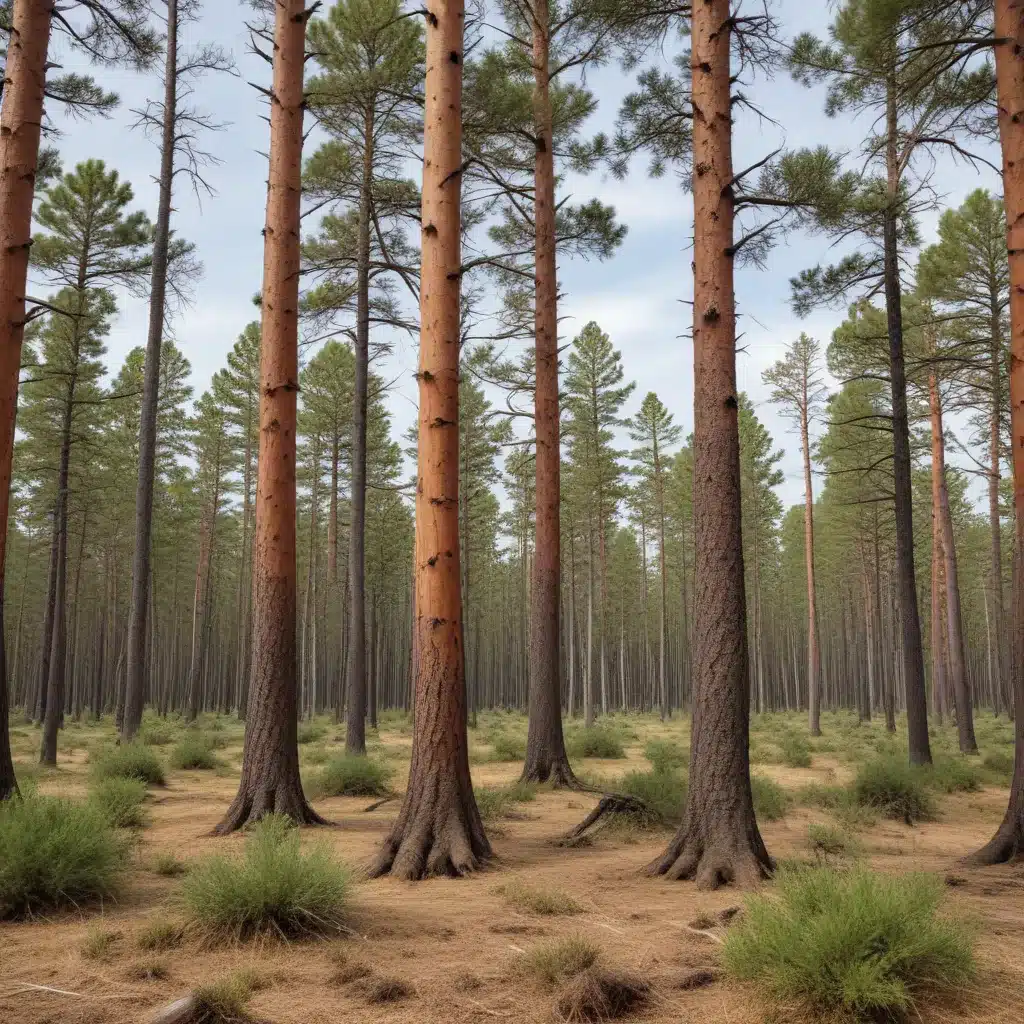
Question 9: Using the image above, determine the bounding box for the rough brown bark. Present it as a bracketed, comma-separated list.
[0, 0, 54, 795]
[801, 376, 821, 736]
[522, 0, 576, 788]
[991, 300, 1010, 714]
[344, 103, 374, 756]
[929, 373, 949, 724]
[649, 0, 772, 889]
[883, 80, 931, 765]
[969, 0, 1024, 864]
[370, 0, 490, 878]
[122, 0, 178, 742]
[216, 0, 323, 833]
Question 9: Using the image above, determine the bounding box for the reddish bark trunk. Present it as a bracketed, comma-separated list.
[649, 0, 771, 888]
[216, 0, 323, 833]
[370, 0, 490, 878]
[969, 0, 1024, 864]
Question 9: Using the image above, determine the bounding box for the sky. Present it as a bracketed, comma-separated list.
[42, 0, 1003, 511]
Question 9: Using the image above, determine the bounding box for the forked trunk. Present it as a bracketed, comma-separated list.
[649, 0, 772, 888]
[969, 0, 1024, 864]
[216, 0, 323, 833]
[0, 0, 54, 798]
[370, 0, 490, 879]
[522, 0, 576, 787]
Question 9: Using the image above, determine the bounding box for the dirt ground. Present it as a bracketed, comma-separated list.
[3, 716, 1024, 1024]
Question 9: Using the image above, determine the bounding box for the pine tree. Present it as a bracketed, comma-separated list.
[628, 392, 681, 721]
[217, 0, 324, 832]
[764, 334, 829, 735]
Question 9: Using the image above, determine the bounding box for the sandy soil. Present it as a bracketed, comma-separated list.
[2, 720, 1024, 1024]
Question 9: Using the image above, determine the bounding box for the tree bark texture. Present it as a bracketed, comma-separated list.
[523, 0, 576, 788]
[970, 0, 1024, 864]
[801, 379, 821, 736]
[123, 0, 178, 741]
[0, 0, 54, 796]
[216, 0, 323, 833]
[344, 104, 374, 756]
[649, 0, 772, 888]
[370, 0, 490, 878]
[884, 82, 931, 765]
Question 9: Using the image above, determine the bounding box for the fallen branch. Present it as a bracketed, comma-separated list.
[363, 795, 396, 812]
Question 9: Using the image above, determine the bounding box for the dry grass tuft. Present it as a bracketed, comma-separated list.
[329, 949, 374, 986]
[515, 934, 601, 987]
[497, 878, 583, 916]
[124, 957, 170, 981]
[364, 976, 414, 1003]
[136, 917, 185, 951]
[554, 967, 649, 1022]
[80, 926, 122, 961]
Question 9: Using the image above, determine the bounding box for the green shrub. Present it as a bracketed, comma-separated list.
[807, 822, 859, 861]
[169, 732, 221, 771]
[723, 866, 974, 1021]
[193, 969, 264, 1023]
[752, 774, 790, 821]
[981, 749, 1015, 782]
[89, 778, 149, 829]
[297, 721, 327, 745]
[514, 935, 600, 987]
[90, 742, 166, 786]
[927, 757, 981, 794]
[797, 782, 847, 811]
[302, 744, 330, 766]
[497, 878, 582, 916]
[180, 815, 351, 941]
[853, 756, 936, 823]
[567, 725, 626, 760]
[308, 754, 391, 798]
[475, 783, 536, 822]
[615, 768, 687, 828]
[779, 732, 813, 769]
[136, 918, 184, 951]
[138, 719, 178, 746]
[151, 852, 188, 877]
[0, 796, 127, 919]
[644, 738, 687, 774]
[488, 732, 527, 761]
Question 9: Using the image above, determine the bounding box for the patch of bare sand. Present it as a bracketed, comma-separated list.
[3, 725, 1024, 1024]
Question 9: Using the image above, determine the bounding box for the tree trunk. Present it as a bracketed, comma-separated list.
[522, 0, 575, 787]
[216, 0, 323, 833]
[656, 438, 668, 721]
[883, 79, 931, 765]
[801, 380, 821, 735]
[0, 0, 54, 798]
[344, 103, 374, 756]
[649, 0, 771, 888]
[991, 297, 1011, 715]
[370, 0, 489, 877]
[970, 0, 1024, 862]
[123, 0, 178, 741]
[929, 373, 949, 725]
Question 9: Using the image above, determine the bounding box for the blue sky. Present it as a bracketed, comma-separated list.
[43, 0, 1002, 509]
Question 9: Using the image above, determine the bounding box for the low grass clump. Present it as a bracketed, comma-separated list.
[567, 725, 626, 760]
[779, 731, 813, 768]
[555, 968, 649, 1023]
[798, 782, 877, 831]
[81, 926, 123, 961]
[644, 738, 687, 774]
[752, 774, 791, 821]
[981, 748, 1015, 783]
[170, 732, 221, 771]
[488, 731, 527, 761]
[475, 781, 537, 822]
[497, 878, 582, 916]
[514, 935, 601, 987]
[853, 756, 936, 823]
[615, 767, 687, 828]
[180, 815, 351, 941]
[308, 753, 392, 798]
[89, 777, 149, 829]
[90, 742, 166, 786]
[723, 866, 974, 1021]
[927, 756, 982, 794]
[151, 852, 188, 877]
[302, 744, 330, 766]
[193, 968, 265, 1023]
[0, 795, 127, 919]
[297, 721, 327, 745]
[137, 718, 178, 746]
[136, 918, 184, 951]
[807, 822, 860, 861]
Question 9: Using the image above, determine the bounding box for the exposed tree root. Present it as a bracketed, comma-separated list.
[520, 753, 582, 790]
[558, 793, 655, 846]
[213, 779, 327, 835]
[648, 826, 773, 889]
[963, 816, 1024, 866]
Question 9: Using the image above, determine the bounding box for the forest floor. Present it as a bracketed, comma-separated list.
[3, 710, 1024, 1024]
